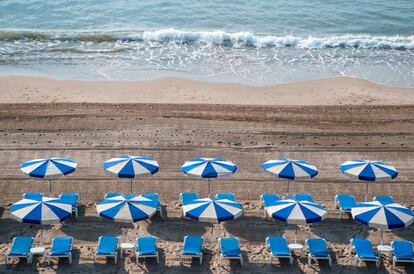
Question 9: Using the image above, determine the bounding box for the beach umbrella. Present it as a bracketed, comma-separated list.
[266, 199, 327, 243]
[20, 157, 78, 194]
[181, 157, 237, 196]
[96, 194, 158, 242]
[10, 197, 72, 245]
[340, 160, 398, 201]
[262, 158, 318, 194]
[352, 201, 414, 245]
[103, 156, 159, 193]
[182, 197, 243, 223]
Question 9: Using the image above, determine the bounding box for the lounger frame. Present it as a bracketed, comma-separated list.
[350, 239, 380, 269]
[391, 240, 414, 268]
[47, 237, 73, 265]
[93, 236, 119, 264]
[4, 237, 34, 265]
[219, 237, 243, 266]
[305, 239, 332, 267]
[266, 236, 293, 265]
[135, 236, 160, 264]
[180, 235, 204, 265]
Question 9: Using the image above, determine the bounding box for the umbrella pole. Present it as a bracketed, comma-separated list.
[130, 179, 133, 194]
[40, 228, 44, 246]
[365, 182, 369, 201]
[49, 179, 52, 196]
[380, 229, 383, 246]
[294, 227, 298, 244]
[208, 179, 211, 197]
[287, 181, 290, 196]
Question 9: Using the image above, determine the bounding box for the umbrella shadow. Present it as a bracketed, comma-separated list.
[60, 216, 126, 242]
[392, 225, 414, 242]
[309, 218, 369, 244]
[146, 217, 210, 242]
[0, 217, 42, 245]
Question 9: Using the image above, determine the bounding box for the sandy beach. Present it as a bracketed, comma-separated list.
[0, 76, 413, 273]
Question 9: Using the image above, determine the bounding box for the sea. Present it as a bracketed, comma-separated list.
[0, 0, 413, 87]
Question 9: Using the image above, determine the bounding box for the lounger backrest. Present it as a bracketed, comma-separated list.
[392, 241, 414, 259]
[183, 236, 203, 253]
[307, 239, 328, 257]
[261, 194, 280, 207]
[142, 193, 160, 206]
[52, 237, 73, 253]
[181, 193, 199, 205]
[216, 193, 236, 201]
[137, 236, 157, 254]
[60, 193, 79, 205]
[267, 237, 289, 254]
[295, 194, 314, 202]
[337, 194, 356, 208]
[220, 238, 240, 256]
[10, 237, 33, 255]
[374, 196, 394, 205]
[352, 238, 375, 257]
[98, 236, 118, 254]
[23, 193, 42, 200]
[104, 193, 122, 199]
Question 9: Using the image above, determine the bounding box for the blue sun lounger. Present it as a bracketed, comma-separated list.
[23, 193, 42, 200]
[335, 194, 357, 218]
[294, 193, 314, 202]
[104, 193, 122, 199]
[306, 238, 332, 266]
[373, 196, 394, 205]
[351, 238, 380, 268]
[142, 193, 163, 217]
[180, 235, 204, 265]
[266, 236, 293, 265]
[48, 236, 73, 265]
[216, 193, 236, 201]
[136, 236, 159, 264]
[260, 194, 279, 218]
[219, 237, 243, 266]
[4, 237, 34, 265]
[94, 236, 119, 264]
[391, 240, 414, 268]
[180, 192, 199, 205]
[60, 193, 79, 218]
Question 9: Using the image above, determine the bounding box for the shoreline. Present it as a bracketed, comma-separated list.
[0, 76, 413, 105]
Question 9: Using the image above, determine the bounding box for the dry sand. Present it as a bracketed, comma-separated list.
[0, 76, 413, 273]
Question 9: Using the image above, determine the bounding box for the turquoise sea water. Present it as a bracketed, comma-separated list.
[0, 0, 413, 86]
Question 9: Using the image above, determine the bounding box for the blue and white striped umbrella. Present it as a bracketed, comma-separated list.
[340, 160, 398, 181]
[352, 201, 413, 245]
[10, 197, 72, 225]
[351, 201, 414, 230]
[262, 158, 318, 194]
[20, 158, 77, 179]
[181, 158, 237, 179]
[182, 197, 243, 223]
[96, 194, 157, 223]
[104, 156, 159, 192]
[266, 199, 327, 225]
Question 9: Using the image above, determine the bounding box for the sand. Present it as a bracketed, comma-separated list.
[0, 76, 413, 273]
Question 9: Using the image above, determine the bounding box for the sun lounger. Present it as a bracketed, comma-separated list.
[180, 192, 199, 205]
[373, 196, 394, 205]
[219, 237, 243, 266]
[180, 235, 204, 265]
[335, 194, 357, 218]
[48, 236, 73, 265]
[142, 193, 163, 217]
[391, 240, 414, 268]
[261, 194, 280, 218]
[266, 236, 293, 264]
[306, 238, 332, 266]
[294, 193, 314, 202]
[135, 236, 159, 264]
[60, 193, 79, 218]
[216, 193, 236, 201]
[104, 193, 122, 199]
[23, 193, 42, 200]
[94, 236, 119, 264]
[4, 237, 34, 265]
[350, 238, 380, 268]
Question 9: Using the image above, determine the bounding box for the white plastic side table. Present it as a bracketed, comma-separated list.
[288, 243, 304, 258]
[120, 243, 134, 259]
[29, 247, 45, 264]
[377, 245, 393, 257]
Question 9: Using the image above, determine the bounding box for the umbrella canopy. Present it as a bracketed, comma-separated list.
[103, 156, 159, 192]
[351, 201, 413, 230]
[96, 194, 157, 223]
[182, 197, 243, 223]
[262, 158, 318, 194]
[340, 160, 398, 201]
[340, 160, 398, 181]
[11, 197, 72, 225]
[266, 199, 327, 224]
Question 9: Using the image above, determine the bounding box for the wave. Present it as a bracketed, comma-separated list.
[0, 29, 413, 50]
